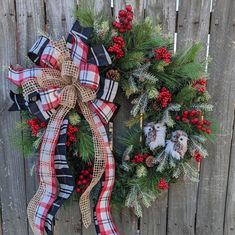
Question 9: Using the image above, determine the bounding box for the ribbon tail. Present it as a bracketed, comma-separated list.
[77, 100, 119, 235]
[44, 118, 75, 235]
[77, 100, 106, 227]
[94, 115, 119, 235]
[27, 106, 70, 235]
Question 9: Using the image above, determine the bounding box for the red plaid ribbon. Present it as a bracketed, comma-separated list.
[7, 21, 119, 235]
[93, 114, 119, 235]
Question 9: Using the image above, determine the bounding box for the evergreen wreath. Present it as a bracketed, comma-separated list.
[6, 2, 216, 234]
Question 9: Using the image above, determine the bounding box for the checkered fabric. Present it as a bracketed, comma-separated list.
[89, 99, 117, 125]
[28, 36, 50, 66]
[44, 119, 75, 235]
[68, 33, 89, 65]
[87, 45, 112, 67]
[8, 90, 29, 111]
[92, 114, 119, 235]
[8, 90, 55, 122]
[67, 20, 93, 45]
[8, 65, 42, 86]
[79, 62, 100, 89]
[27, 107, 69, 235]
[96, 77, 119, 103]
[40, 43, 63, 69]
[39, 88, 61, 111]
[28, 100, 56, 122]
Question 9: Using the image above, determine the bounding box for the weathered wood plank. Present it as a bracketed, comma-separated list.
[140, 1, 176, 235]
[15, 1, 45, 234]
[45, 1, 82, 235]
[112, 1, 146, 234]
[46, 0, 77, 37]
[15, 1, 45, 229]
[221, 1, 235, 235]
[145, 0, 176, 35]
[225, 124, 235, 235]
[167, 1, 211, 235]
[0, 0, 28, 234]
[54, 195, 82, 235]
[196, 0, 235, 234]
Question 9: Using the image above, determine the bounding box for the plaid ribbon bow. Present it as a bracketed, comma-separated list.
[8, 21, 119, 235]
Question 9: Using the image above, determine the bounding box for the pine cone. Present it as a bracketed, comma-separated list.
[152, 101, 161, 111]
[145, 156, 155, 168]
[106, 69, 120, 81]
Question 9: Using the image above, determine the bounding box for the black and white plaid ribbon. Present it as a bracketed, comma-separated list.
[8, 90, 54, 122]
[96, 77, 119, 103]
[44, 118, 75, 235]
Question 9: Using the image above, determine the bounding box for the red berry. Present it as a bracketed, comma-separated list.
[119, 10, 127, 17]
[125, 5, 132, 12]
[76, 188, 81, 193]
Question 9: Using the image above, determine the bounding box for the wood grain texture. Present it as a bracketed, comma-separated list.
[112, 1, 145, 234]
[140, 1, 176, 234]
[45, 0, 77, 37]
[15, 3, 45, 233]
[167, 1, 211, 235]
[0, 0, 29, 234]
[145, 0, 176, 35]
[196, 0, 235, 234]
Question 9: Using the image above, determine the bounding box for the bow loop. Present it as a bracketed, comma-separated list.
[59, 85, 77, 109]
[61, 60, 79, 83]
[38, 69, 66, 88]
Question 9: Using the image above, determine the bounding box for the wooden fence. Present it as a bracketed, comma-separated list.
[0, 0, 235, 234]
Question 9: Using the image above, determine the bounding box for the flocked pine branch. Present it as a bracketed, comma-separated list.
[161, 104, 181, 127]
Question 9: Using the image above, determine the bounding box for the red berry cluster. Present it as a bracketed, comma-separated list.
[108, 36, 125, 60]
[131, 153, 149, 163]
[154, 47, 172, 64]
[112, 5, 133, 33]
[194, 150, 202, 162]
[26, 118, 47, 136]
[193, 78, 207, 93]
[158, 178, 168, 190]
[175, 110, 212, 134]
[157, 87, 172, 108]
[76, 162, 93, 194]
[66, 124, 79, 146]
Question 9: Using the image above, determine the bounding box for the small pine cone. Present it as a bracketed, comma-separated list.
[152, 101, 161, 111]
[139, 76, 145, 82]
[106, 69, 121, 81]
[145, 156, 155, 168]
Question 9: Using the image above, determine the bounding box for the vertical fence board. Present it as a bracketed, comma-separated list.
[167, 1, 211, 235]
[112, 1, 146, 234]
[140, 1, 176, 235]
[196, 0, 235, 234]
[15, 2, 45, 234]
[46, 0, 76, 37]
[0, 0, 29, 234]
[219, 2, 235, 235]
[45, 1, 82, 235]
[225, 124, 235, 235]
[145, 0, 176, 35]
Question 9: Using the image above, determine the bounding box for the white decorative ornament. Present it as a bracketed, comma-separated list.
[144, 122, 166, 151]
[165, 130, 188, 160]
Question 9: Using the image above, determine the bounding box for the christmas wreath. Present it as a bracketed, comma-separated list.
[7, 3, 215, 235]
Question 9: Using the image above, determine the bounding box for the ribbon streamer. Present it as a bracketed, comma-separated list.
[8, 21, 119, 235]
